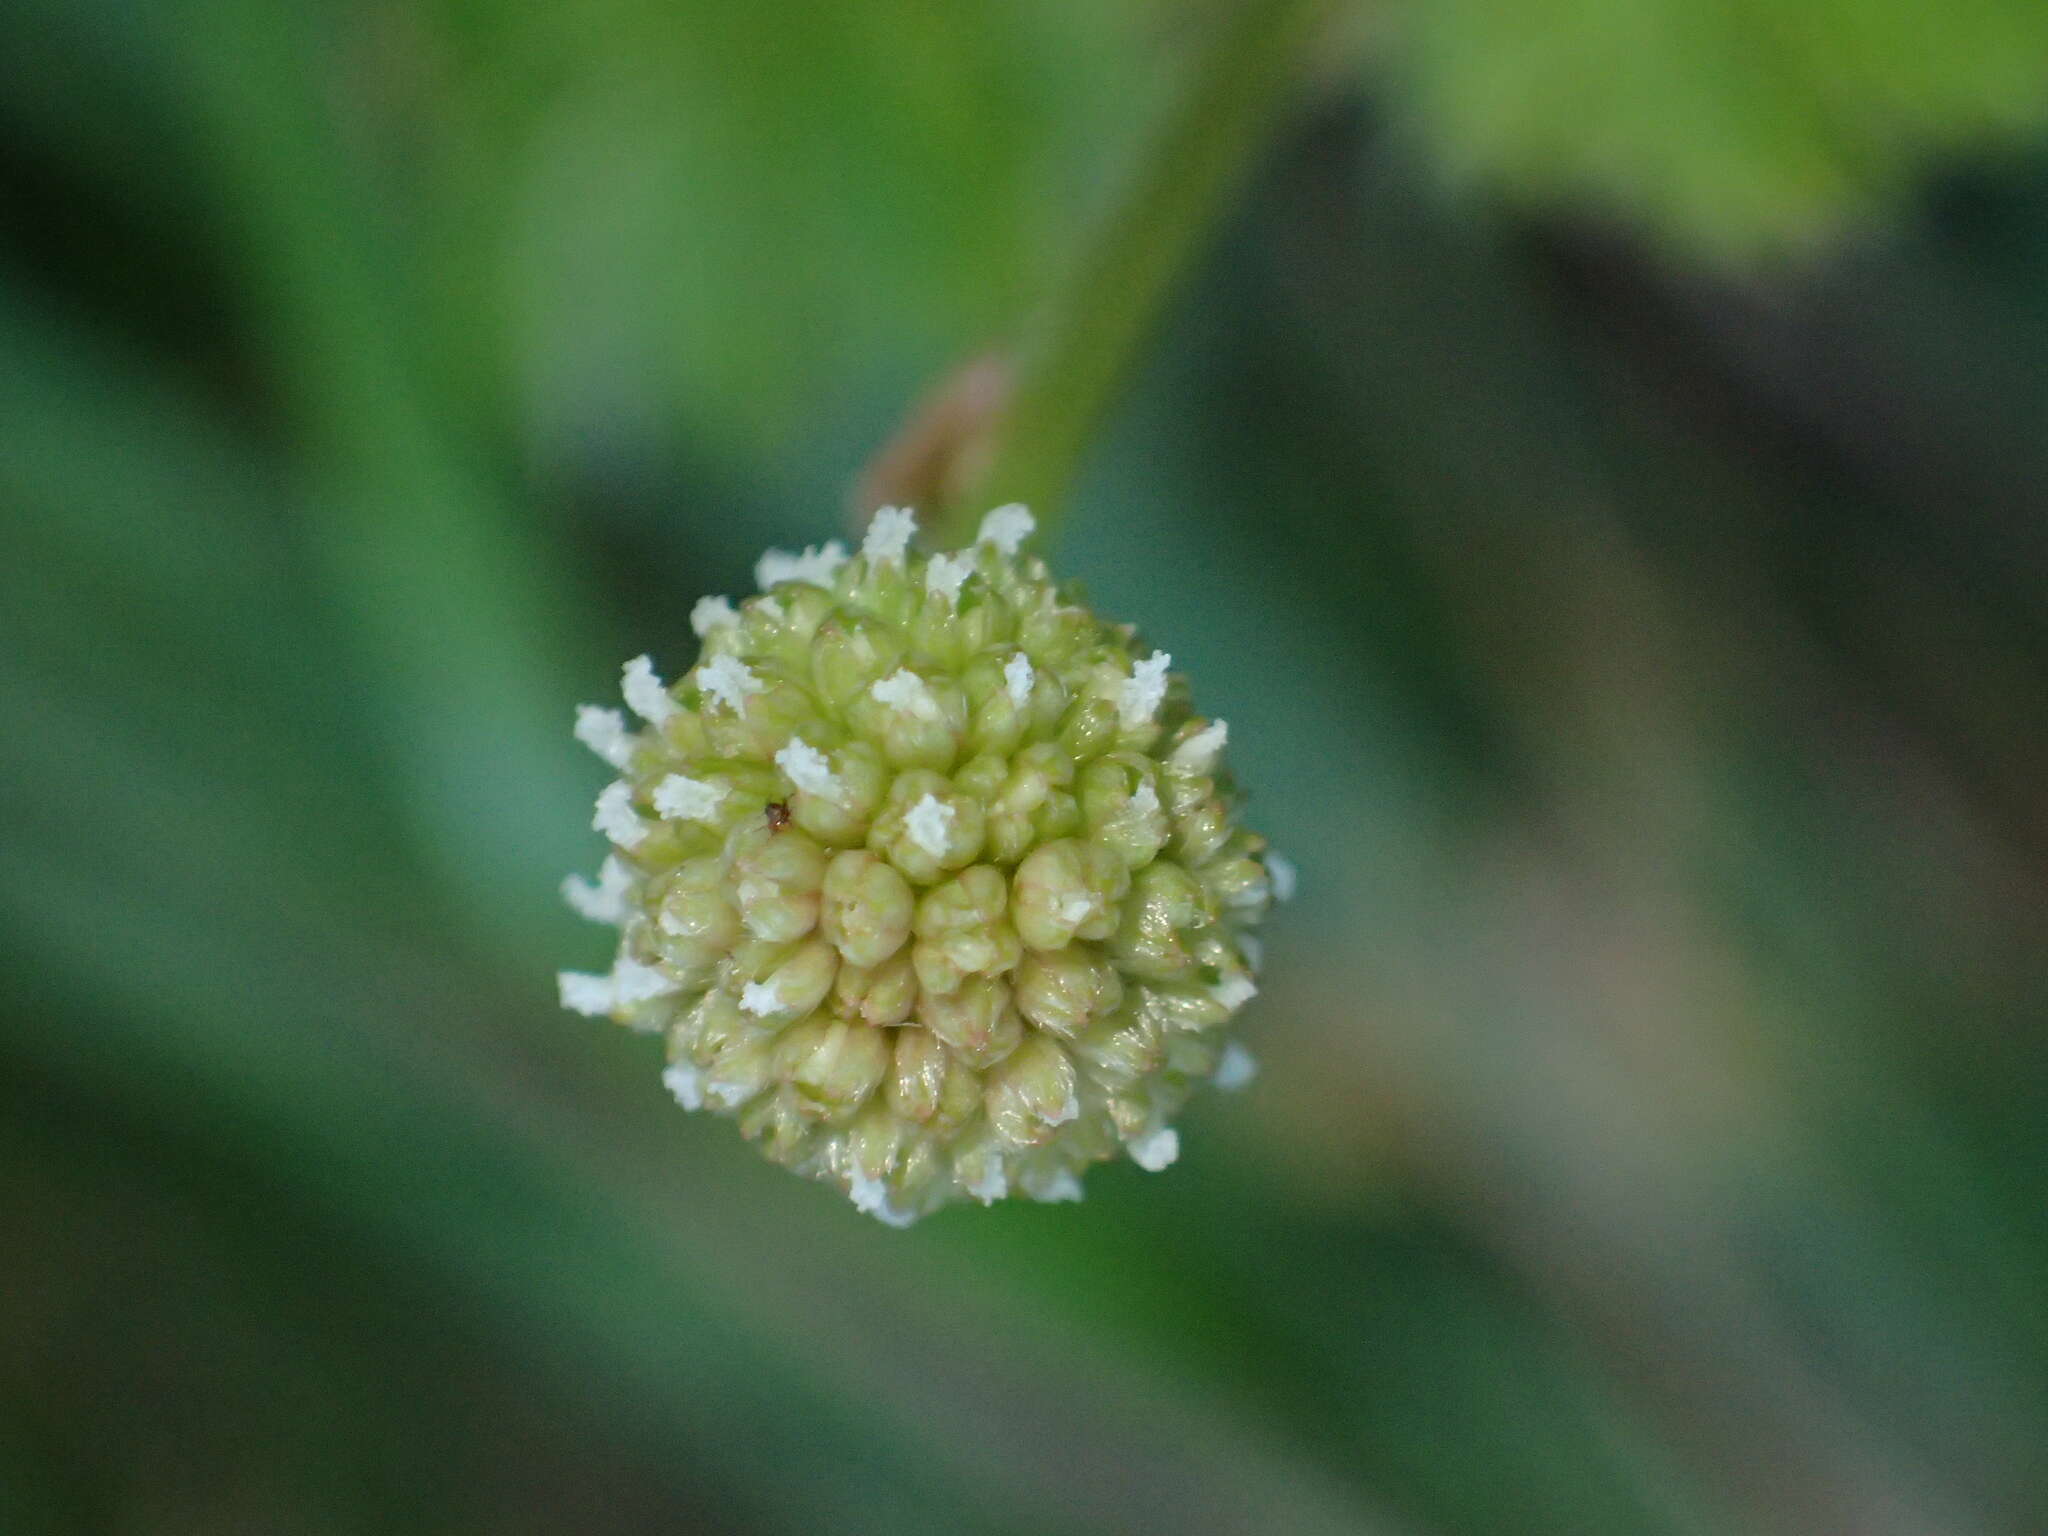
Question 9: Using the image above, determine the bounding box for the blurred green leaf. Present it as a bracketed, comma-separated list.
[1379, 0, 2048, 255]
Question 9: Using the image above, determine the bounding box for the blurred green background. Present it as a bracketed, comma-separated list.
[5, 2, 2047, 1533]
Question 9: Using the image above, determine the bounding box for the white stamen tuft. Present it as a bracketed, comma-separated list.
[621, 655, 676, 725]
[1213, 1042, 1259, 1092]
[739, 979, 782, 1017]
[559, 957, 676, 1019]
[963, 1159, 1008, 1203]
[869, 668, 941, 719]
[662, 1061, 704, 1110]
[1212, 973, 1258, 1012]
[756, 596, 786, 623]
[1022, 1168, 1085, 1204]
[573, 705, 634, 769]
[1171, 718, 1228, 771]
[924, 551, 975, 603]
[756, 541, 850, 591]
[593, 781, 648, 849]
[652, 774, 728, 823]
[557, 970, 616, 1016]
[1238, 933, 1265, 973]
[690, 595, 739, 637]
[849, 1172, 919, 1228]
[1130, 780, 1160, 821]
[697, 654, 763, 713]
[1004, 652, 1034, 707]
[1047, 1087, 1080, 1126]
[612, 957, 680, 1007]
[1127, 1126, 1180, 1172]
[561, 855, 633, 925]
[1118, 650, 1171, 728]
[861, 506, 918, 565]
[904, 793, 955, 859]
[1265, 850, 1296, 902]
[774, 736, 842, 801]
[976, 503, 1036, 555]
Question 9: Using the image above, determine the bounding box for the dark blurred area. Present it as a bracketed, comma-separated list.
[3, 4, 2045, 1535]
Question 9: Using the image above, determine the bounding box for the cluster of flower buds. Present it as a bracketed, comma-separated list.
[559, 505, 1288, 1225]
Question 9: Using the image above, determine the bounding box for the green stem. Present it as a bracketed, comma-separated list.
[949, 0, 1333, 544]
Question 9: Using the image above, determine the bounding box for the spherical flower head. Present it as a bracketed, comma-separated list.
[558, 506, 1285, 1226]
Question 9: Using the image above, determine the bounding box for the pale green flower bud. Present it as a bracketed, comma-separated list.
[739, 1087, 811, 1165]
[1012, 945, 1124, 1038]
[910, 866, 1021, 996]
[1071, 1009, 1164, 1091]
[984, 1033, 1080, 1150]
[729, 824, 827, 944]
[847, 666, 968, 770]
[558, 506, 1280, 1224]
[961, 649, 1056, 757]
[1057, 695, 1120, 762]
[809, 616, 909, 714]
[1077, 752, 1170, 870]
[1144, 980, 1237, 1033]
[886, 1027, 983, 1140]
[654, 856, 739, 971]
[1171, 795, 1235, 868]
[741, 936, 839, 1021]
[886, 1025, 950, 1125]
[1012, 838, 1128, 951]
[916, 975, 1024, 1070]
[703, 1031, 778, 1111]
[676, 986, 750, 1066]
[1201, 847, 1271, 915]
[867, 769, 985, 884]
[982, 742, 1078, 864]
[1107, 860, 1211, 983]
[819, 849, 915, 967]
[776, 1014, 890, 1118]
[847, 1103, 907, 1184]
[833, 951, 920, 1027]
[788, 741, 888, 848]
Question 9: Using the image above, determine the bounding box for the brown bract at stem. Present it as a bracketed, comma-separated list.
[848, 0, 1339, 550]
[848, 352, 1013, 538]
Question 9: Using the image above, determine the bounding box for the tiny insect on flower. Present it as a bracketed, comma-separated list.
[558, 505, 1282, 1225]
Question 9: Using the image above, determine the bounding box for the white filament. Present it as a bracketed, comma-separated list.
[697, 655, 763, 713]
[592, 781, 647, 849]
[976, 503, 1035, 555]
[690, 595, 738, 637]
[861, 506, 917, 565]
[1004, 652, 1034, 707]
[1118, 651, 1171, 728]
[756, 541, 849, 590]
[1127, 1126, 1180, 1172]
[904, 793, 955, 859]
[870, 668, 941, 719]
[561, 855, 633, 925]
[620, 655, 676, 725]
[774, 737, 842, 801]
[923, 551, 974, 603]
[652, 774, 727, 823]
[1170, 718, 1228, 771]
[573, 705, 633, 769]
